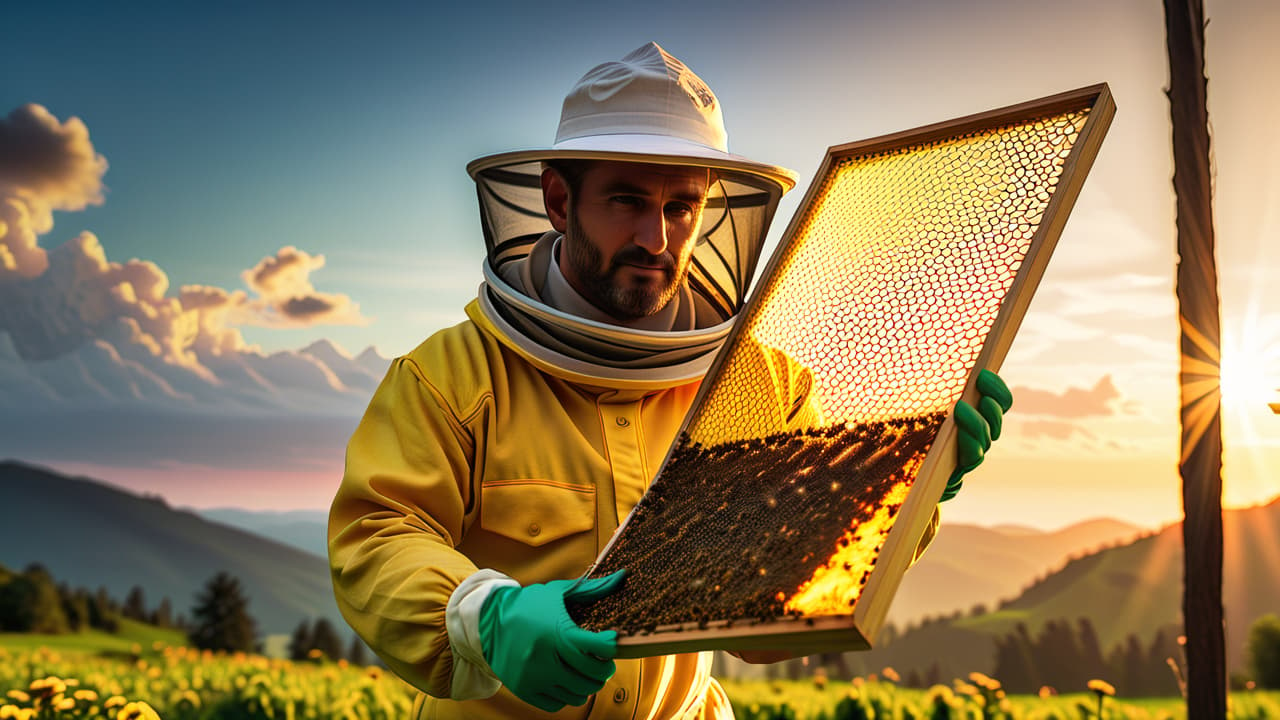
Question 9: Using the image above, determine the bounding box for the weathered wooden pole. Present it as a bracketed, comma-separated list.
[1162, 0, 1227, 717]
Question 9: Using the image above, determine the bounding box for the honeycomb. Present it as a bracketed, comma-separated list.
[571, 106, 1093, 641]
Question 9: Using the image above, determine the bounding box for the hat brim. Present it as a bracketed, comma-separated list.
[466, 134, 798, 194]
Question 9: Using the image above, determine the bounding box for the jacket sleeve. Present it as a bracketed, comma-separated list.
[328, 355, 486, 698]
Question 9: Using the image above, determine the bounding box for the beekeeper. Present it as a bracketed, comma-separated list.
[328, 42, 1012, 720]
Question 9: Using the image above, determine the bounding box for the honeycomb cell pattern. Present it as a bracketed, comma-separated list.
[572, 108, 1092, 643]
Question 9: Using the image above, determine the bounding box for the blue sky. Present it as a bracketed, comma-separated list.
[1, 0, 1277, 526]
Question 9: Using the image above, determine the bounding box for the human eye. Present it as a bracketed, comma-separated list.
[665, 201, 696, 220]
[611, 195, 643, 208]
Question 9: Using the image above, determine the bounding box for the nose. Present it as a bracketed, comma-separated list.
[633, 206, 668, 256]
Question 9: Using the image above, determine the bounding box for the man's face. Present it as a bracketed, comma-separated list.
[551, 161, 710, 321]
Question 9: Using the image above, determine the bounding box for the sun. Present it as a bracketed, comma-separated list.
[1219, 341, 1280, 413]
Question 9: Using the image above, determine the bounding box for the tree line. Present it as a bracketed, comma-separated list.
[991, 617, 1182, 695]
[991, 615, 1280, 695]
[0, 563, 373, 666]
[0, 562, 185, 635]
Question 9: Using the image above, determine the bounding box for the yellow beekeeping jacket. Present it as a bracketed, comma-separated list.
[329, 299, 938, 720]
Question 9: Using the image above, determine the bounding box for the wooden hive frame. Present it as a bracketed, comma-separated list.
[572, 84, 1116, 658]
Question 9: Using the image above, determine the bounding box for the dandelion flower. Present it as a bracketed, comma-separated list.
[1087, 679, 1116, 697]
[968, 672, 1001, 691]
[104, 696, 128, 709]
[881, 667, 900, 683]
[4, 692, 28, 703]
[1, 705, 20, 720]
[116, 701, 161, 720]
[953, 681, 978, 697]
[54, 698, 76, 712]
[74, 691, 98, 702]
[1087, 678, 1116, 720]
[1038, 686, 1056, 698]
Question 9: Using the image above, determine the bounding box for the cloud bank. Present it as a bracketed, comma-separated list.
[0, 104, 384, 418]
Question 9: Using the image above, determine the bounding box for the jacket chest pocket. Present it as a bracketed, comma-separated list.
[469, 479, 598, 584]
[479, 480, 595, 546]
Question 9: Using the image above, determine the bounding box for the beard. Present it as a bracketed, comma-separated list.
[562, 211, 692, 321]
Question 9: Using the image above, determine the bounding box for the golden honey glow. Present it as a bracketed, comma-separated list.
[783, 476, 914, 617]
[690, 109, 1089, 446]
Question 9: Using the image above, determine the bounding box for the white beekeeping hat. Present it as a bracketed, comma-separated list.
[469, 42, 798, 320]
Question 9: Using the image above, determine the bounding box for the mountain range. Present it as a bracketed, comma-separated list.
[0, 460, 343, 639]
[845, 495, 1280, 680]
[0, 331, 388, 415]
[195, 505, 1146, 629]
[5, 460, 1277, 683]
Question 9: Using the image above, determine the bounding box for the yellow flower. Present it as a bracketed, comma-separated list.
[968, 672, 1001, 691]
[54, 698, 76, 712]
[116, 701, 161, 720]
[4, 692, 28, 703]
[1087, 679, 1116, 697]
[881, 667, 900, 683]
[104, 696, 129, 709]
[1038, 686, 1056, 698]
[1, 705, 20, 720]
[28, 676, 67, 699]
[74, 690, 99, 702]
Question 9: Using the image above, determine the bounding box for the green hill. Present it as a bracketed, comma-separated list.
[890, 517, 1144, 626]
[847, 496, 1280, 681]
[0, 460, 344, 639]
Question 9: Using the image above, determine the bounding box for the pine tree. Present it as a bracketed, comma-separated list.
[151, 598, 173, 629]
[1144, 627, 1184, 695]
[93, 586, 120, 632]
[124, 586, 147, 621]
[288, 619, 313, 661]
[1247, 614, 1280, 689]
[1076, 618, 1106, 672]
[310, 618, 343, 661]
[347, 634, 369, 666]
[188, 572, 258, 652]
[60, 585, 90, 632]
[8, 565, 71, 634]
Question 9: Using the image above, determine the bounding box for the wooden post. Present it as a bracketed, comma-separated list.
[1162, 0, 1227, 718]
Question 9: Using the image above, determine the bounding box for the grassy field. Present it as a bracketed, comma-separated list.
[719, 677, 1280, 720]
[0, 619, 186, 654]
[2, 638, 1278, 719]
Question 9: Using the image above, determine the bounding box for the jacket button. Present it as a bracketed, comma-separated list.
[613, 688, 627, 703]
[615, 417, 630, 427]
[528, 523, 541, 536]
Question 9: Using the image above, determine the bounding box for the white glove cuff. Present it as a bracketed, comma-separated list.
[445, 568, 521, 700]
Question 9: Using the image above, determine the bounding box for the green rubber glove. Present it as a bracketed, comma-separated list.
[478, 570, 626, 712]
[941, 369, 1013, 502]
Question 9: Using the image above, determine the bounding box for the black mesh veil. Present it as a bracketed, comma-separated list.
[470, 158, 788, 323]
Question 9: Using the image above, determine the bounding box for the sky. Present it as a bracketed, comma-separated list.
[0, 0, 1277, 530]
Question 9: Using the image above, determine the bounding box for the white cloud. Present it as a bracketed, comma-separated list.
[0, 104, 108, 278]
[0, 104, 386, 420]
[240, 246, 369, 328]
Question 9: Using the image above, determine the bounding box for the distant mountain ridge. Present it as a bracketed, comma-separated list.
[198, 508, 330, 558]
[0, 460, 345, 638]
[199, 504, 1148, 628]
[852, 496, 1280, 680]
[891, 516, 1145, 626]
[0, 330, 390, 415]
